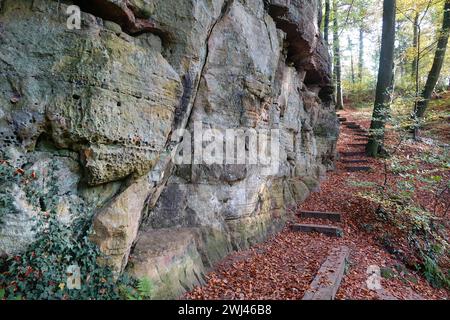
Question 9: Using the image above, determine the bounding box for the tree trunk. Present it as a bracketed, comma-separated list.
[366, 0, 396, 157]
[358, 25, 364, 82]
[411, 12, 419, 79]
[415, 0, 450, 120]
[324, 0, 331, 46]
[348, 36, 355, 83]
[318, 0, 323, 30]
[333, 0, 344, 109]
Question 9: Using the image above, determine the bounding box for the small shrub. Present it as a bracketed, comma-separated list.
[353, 109, 449, 288]
[0, 162, 22, 225]
[0, 161, 141, 300]
[119, 277, 154, 300]
[380, 267, 395, 279]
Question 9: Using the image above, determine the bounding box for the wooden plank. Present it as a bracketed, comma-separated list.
[302, 246, 350, 300]
[342, 159, 369, 164]
[345, 166, 371, 172]
[340, 151, 366, 157]
[350, 128, 368, 134]
[344, 122, 367, 131]
[348, 143, 367, 147]
[291, 224, 343, 237]
[298, 211, 341, 222]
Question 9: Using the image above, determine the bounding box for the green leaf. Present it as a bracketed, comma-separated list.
[137, 277, 153, 299]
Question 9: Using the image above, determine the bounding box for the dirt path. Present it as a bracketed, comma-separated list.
[184, 110, 449, 300]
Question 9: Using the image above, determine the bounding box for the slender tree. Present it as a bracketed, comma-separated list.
[324, 0, 331, 45]
[411, 12, 419, 78]
[366, 0, 396, 157]
[395, 18, 409, 79]
[348, 36, 356, 83]
[414, 0, 450, 124]
[333, 0, 345, 109]
[358, 25, 364, 82]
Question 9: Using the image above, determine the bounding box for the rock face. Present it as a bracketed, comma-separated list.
[0, 0, 338, 298]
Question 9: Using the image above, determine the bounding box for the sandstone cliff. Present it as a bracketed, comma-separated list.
[0, 0, 338, 298]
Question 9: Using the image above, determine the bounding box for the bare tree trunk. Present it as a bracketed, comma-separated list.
[415, 0, 450, 121]
[348, 36, 355, 84]
[324, 0, 331, 45]
[366, 0, 396, 157]
[333, 0, 344, 109]
[412, 25, 421, 140]
[358, 25, 364, 82]
[411, 12, 419, 78]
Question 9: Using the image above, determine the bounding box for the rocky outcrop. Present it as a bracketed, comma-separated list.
[0, 0, 338, 298]
[266, 0, 332, 92]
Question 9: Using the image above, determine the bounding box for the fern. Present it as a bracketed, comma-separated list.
[137, 277, 153, 299]
[119, 277, 153, 300]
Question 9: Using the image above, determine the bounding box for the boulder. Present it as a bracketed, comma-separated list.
[126, 227, 206, 299]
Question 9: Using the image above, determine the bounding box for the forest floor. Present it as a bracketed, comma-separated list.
[184, 106, 449, 300]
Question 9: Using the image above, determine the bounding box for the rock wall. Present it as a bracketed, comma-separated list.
[0, 0, 338, 298]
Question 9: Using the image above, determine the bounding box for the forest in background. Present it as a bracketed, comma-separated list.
[323, 0, 450, 290]
[326, 0, 449, 147]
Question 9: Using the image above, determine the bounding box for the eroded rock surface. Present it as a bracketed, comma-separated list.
[0, 0, 338, 298]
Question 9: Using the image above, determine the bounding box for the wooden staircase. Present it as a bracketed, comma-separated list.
[292, 210, 344, 237]
[339, 116, 375, 173]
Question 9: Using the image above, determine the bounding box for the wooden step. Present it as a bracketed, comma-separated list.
[345, 124, 361, 129]
[352, 129, 368, 134]
[302, 246, 350, 300]
[344, 122, 366, 130]
[340, 151, 366, 157]
[298, 211, 341, 222]
[346, 126, 362, 131]
[291, 224, 343, 237]
[345, 166, 371, 172]
[348, 143, 366, 147]
[342, 159, 369, 164]
[350, 127, 368, 134]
